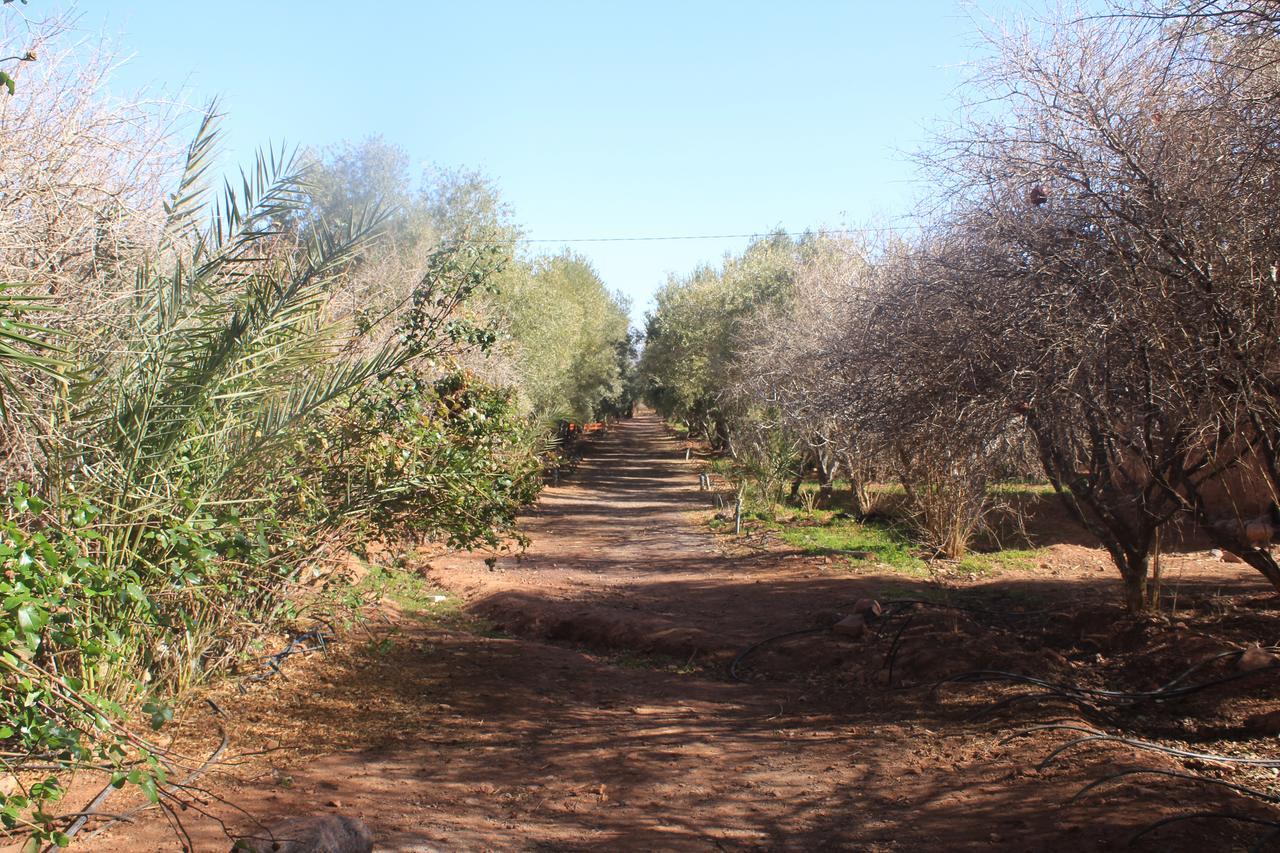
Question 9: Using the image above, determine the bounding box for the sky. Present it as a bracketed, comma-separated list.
[63, 1, 1042, 322]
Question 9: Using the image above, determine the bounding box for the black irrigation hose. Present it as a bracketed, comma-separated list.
[968, 691, 1120, 728]
[1043, 734, 1280, 770]
[1149, 665, 1280, 701]
[1159, 650, 1249, 693]
[1070, 768, 1280, 806]
[1000, 722, 1097, 745]
[1128, 812, 1280, 848]
[936, 660, 1279, 706]
[1009, 724, 1280, 770]
[241, 626, 333, 688]
[881, 613, 916, 688]
[874, 598, 1065, 689]
[728, 626, 828, 682]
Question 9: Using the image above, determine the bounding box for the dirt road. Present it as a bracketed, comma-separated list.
[89, 412, 1274, 852]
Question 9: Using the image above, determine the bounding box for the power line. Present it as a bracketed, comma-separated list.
[465, 225, 924, 245]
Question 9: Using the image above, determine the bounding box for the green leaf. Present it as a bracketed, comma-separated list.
[141, 701, 172, 730]
[16, 603, 45, 634]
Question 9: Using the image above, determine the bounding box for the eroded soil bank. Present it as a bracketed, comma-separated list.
[85, 413, 1278, 851]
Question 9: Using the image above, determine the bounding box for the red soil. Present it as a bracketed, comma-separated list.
[76, 412, 1280, 852]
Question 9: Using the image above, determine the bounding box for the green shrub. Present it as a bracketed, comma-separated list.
[283, 369, 543, 549]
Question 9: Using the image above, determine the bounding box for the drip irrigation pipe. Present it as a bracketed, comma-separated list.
[936, 658, 1278, 706]
[881, 613, 916, 688]
[241, 626, 332, 688]
[1006, 724, 1280, 770]
[1041, 733, 1280, 770]
[967, 690, 1120, 727]
[728, 627, 828, 682]
[1129, 812, 1280, 847]
[1069, 768, 1280, 806]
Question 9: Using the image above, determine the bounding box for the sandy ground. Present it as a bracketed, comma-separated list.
[75, 412, 1280, 852]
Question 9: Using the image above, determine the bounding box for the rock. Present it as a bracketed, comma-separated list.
[832, 613, 867, 639]
[232, 815, 373, 853]
[1245, 709, 1280, 735]
[1239, 643, 1277, 672]
[851, 598, 883, 619]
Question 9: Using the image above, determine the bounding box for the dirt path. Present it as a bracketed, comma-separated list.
[435, 412, 890, 665]
[88, 412, 1276, 852]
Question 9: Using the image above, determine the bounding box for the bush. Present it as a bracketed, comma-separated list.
[283, 370, 543, 549]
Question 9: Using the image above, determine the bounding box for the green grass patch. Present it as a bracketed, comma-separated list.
[952, 548, 1044, 576]
[710, 489, 1047, 580]
[989, 481, 1057, 497]
[733, 506, 926, 573]
[704, 456, 737, 479]
[351, 561, 500, 634]
[776, 519, 923, 571]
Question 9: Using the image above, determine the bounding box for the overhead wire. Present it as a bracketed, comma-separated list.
[458, 224, 927, 246]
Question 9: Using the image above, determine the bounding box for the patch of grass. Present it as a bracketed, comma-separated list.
[953, 548, 1044, 576]
[989, 481, 1057, 497]
[763, 513, 926, 573]
[706, 456, 732, 472]
[606, 649, 700, 674]
[357, 562, 457, 615]
[351, 561, 502, 634]
[712, 492, 1047, 580]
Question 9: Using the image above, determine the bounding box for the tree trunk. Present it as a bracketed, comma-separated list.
[847, 475, 873, 520]
[1120, 550, 1150, 613]
[816, 453, 839, 508]
[712, 413, 731, 455]
[1238, 550, 1280, 592]
[1096, 535, 1154, 612]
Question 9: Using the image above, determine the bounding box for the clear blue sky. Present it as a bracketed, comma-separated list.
[73, 1, 1041, 321]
